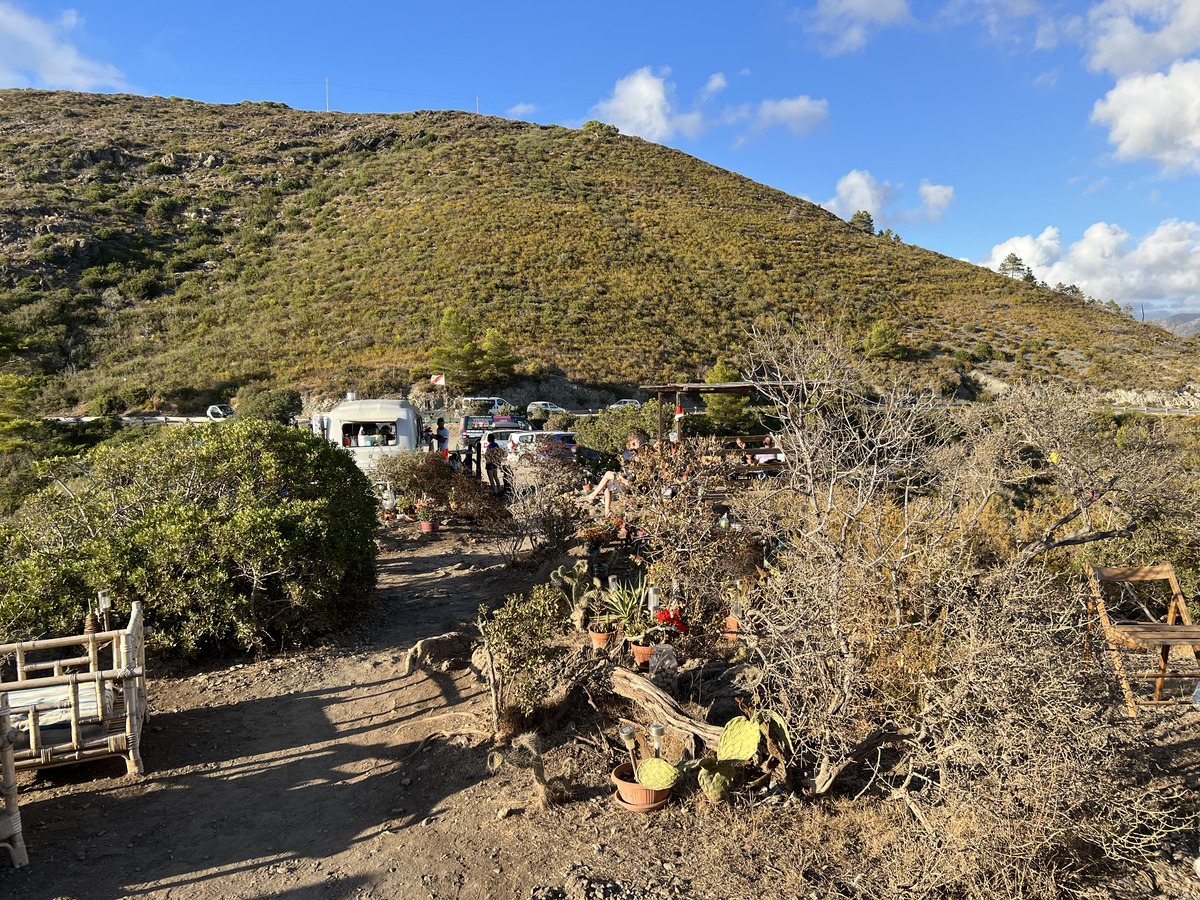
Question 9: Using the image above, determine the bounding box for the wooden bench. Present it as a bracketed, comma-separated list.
[0, 602, 147, 776]
[1086, 563, 1200, 717]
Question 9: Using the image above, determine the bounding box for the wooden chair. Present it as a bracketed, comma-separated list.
[0, 602, 147, 776]
[1085, 563, 1200, 717]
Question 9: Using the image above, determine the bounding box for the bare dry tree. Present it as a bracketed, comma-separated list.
[484, 449, 583, 563]
[953, 387, 1198, 563]
[725, 323, 1189, 896]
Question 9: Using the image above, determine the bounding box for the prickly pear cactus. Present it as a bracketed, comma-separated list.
[716, 715, 761, 762]
[636, 757, 682, 790]
[697, 759, 736, 802]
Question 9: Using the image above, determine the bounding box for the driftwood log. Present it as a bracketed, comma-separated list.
[610, 667, 722, 750]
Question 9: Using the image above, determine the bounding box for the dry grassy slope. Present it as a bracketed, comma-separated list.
[1, 89, 1197, 411]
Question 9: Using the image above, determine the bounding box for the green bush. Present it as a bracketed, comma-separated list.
[120, 270, 161, 300]
[0, 421, 377, 656]
[237, 387, 302, 424]
[371, 450, 456, 510]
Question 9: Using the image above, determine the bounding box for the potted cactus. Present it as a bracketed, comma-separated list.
[614, 715, 768, 807]
[612, 724, 675, 812]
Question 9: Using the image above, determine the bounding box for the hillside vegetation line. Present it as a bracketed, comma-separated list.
[0, 90, 1196, 415]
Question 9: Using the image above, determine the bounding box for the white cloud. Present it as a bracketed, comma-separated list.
[1085, 0, 1200, 77]
[754, 95, 830, 136]
[0, 3, 125, 90]
[1032, 67, 1059, 89]
[700, 72, 727, 101]
[822, 169, 954, 226]
[978, 225, 1064, 273]
[916, 179, 955, 221]
[506, 102, 537, 120]
[938, 0, 1052, 46]
[805, 0, 912, 54]
[824, 169, 897, 220]
[979, 219, 1200, 313]
[590, 67, 693, 142]
[1091, 58, 1200, 172]
[593, 68, 829, 145]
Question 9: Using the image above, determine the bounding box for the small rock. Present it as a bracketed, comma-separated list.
[497, 807, 512, 819]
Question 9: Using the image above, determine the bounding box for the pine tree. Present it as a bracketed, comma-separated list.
[849, 210, 875, 234]
[999, 253, 1026, 278]
[703, 359, 749, 431]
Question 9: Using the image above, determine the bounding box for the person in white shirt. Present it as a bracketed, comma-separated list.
[435, 418, 450, 459]
[753, 435, 782, 463]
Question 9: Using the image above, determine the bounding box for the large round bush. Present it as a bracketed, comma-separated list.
[0, 420, 377, 656]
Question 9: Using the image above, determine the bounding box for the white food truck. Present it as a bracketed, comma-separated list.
[312, 398, 425, 472]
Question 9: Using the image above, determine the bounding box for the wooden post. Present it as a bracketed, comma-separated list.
[0, 694, 28, 868]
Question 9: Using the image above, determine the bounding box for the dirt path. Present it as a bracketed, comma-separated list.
[0, 524, 570, 900]
[5, 522, 1200, 900]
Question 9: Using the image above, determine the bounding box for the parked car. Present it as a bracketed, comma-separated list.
[509, 430, 577, 461]
[206, 404, 235, 420]
[460, 396, 513, 415]
[506, 430, 542, 460]
[527, 401, 567, 416]
[607, 399, 641, 410]
[459, 415, 496, 443]
[538, 432, 578, 457]
[481, 427, 521, 449]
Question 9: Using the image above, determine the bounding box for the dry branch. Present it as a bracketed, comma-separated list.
[610, 667, 723, 750]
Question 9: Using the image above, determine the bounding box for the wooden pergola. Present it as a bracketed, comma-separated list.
[638, 380, 813, 444]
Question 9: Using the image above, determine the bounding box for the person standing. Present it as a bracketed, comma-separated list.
[435, 418, 450, 460]
[485, 436, 503, 494]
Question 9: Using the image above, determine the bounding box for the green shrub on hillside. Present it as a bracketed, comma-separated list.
[0, 421, 377, 656]
[236, 387, 302, 424]
[0, 93, 1193, 409]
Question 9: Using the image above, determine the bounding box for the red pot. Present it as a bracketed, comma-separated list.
[589, 627, 614, 649]
[611, 762, 670, 812]
[420, 520, 440, 533]
[723, 615, 740, 642]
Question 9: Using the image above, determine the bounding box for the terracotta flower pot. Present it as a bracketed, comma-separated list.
[630, 642, 654, 667]
[723, 615, 740, 642]
[589, 627, 614, 650]
[420, 520, 440, 533]
[611, 762, 669, 812]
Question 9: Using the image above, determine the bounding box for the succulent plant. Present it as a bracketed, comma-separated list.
[630, 714, 765, 802]
[549, 560, 601, 631]
[636, 757, 682, 791]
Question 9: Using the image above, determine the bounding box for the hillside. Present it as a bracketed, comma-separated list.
[1154, 312, 1200, 339]
[1, 89, 1197, 413]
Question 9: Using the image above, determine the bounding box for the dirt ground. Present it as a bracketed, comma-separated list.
[4, 521, 1200, 900]
[0, 523, 783, 900]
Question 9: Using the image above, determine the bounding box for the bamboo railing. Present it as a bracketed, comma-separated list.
[0, 602, 146, 776]
[0, 694, 27, 867]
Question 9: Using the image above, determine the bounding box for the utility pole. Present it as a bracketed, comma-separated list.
[476, 96, 479, 115]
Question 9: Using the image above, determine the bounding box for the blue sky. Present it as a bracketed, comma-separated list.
[3, 1, 1200, 316]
